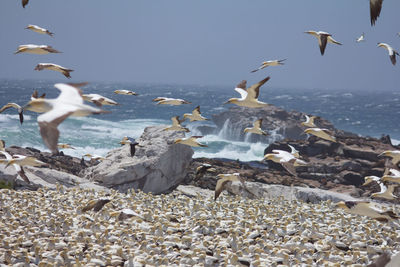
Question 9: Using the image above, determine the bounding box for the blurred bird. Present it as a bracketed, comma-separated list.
[0, 103, 24, 124]
[174, 136, 207, 147]
[356, 33, 365, 43]
[244, 119, 268, 136]
[304, 31, 342, 55]
[304, 128, 337, 143]
[24, 83, 109, 154]
[82, 93, 118, 107]
[14, 44, 61, 55]
[378, 150, 400, 165]
[163, 116, 189, 132]
[369, 0, 384, 26]
[25, 24, 54, 37]
[214, 173, 244, 200]
[301, 115, 318, 128]
[377, 43, 399, 65]
[34, 63, 73, 78]
[250, 59, 286, 73]
[183, 106, 208, 122]
[225, 77, 270, 108]
[0, 151, 31, 184]
[114, 90, 137, 95]
[153, 97, 191, 105]
[336, 201, 399, 222]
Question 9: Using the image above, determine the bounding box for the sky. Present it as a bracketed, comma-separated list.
[0, 0, 399, 91]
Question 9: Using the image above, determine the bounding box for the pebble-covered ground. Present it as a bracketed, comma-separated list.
[0, 186, 399, 266]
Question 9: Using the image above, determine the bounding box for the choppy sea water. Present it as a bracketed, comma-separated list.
[1, 79, 399, 161]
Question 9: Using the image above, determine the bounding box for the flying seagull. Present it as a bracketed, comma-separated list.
[163, 116, 189, 132]
[225, 76, 270, 108]
[377, 43, 399, 65]
[356, 33, 365, 43]
[114, 90, 138, 95]
[378, 150, 400, 165]
[174, 136, 207, 147]
[81, 199, 111, 212]
[301, 115, 318, 128]
[34, 63, 73, 79]
[244, 119, 269, 136]
[25, 25, 54, 37]
[382, 169, 400, 184]
[304, 128, 337, 143]
[0, 151, 31, 184]
[214, 173, 244, 200]
[120, 137, 141, 157]
[336, 201, 399, 222]
[152, 97, 191, 105]
[22, 0, 29, 8]
[14, 44, 61, 55]
[371, 183, 397, 200]
[183, 106, 208, 122]
[23, 83, 109, 154]
[82, 93, 119, 107]
[304, 31, 342, 55]
[0, 103, 24, 124]
[370, 0, 384, 26]
[250, 59, 286, 73]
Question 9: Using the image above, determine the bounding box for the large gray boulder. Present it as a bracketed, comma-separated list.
[83, 125, 194, 194]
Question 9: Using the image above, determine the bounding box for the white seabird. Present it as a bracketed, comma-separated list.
[0, 151, 31, 184]
[301, 115, 318, 128]
[371, 183, 397, 200]
[114, 90, 138, 95]
[250, 59, 286, 73]
[183, 106, 208, 122]
[14, 44, 61, 55]
[356, 33, 365, 43]
[382, 169, 400, 184]
[163, 116, 189, 132]
[225, 76, 270, 108]
[23, 83, 109, 154]
[25, 24, 54, 37]
[214, 173, 244, 200]
[82, 93, 119, 107]
[370, 0, 384, 26]
[174, 136, 207, 147]
[0, 103, 24, 124]
[304, 31, 342, 55]
[244, 119, 268, 136]
[336, 201, 398, 222]
[152, 97, 191, 105]
[377, 43, 399, 65]
[378, 150, 400, 165]
[34, 63, 73, 79]
[304, 128, 337, 143]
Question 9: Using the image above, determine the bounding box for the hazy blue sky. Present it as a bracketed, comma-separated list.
[0, 0, 399, 91]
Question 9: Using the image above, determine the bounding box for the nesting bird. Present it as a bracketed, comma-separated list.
[225, 77, 270, 108]
[174, 136, 207, 147]
[0, 103, 24, 124]
[163, 116, 189, 132]
[377, 43, 399, 65]
[114, 90, 138, 95]
[14, 45, 61, 55]
[0, 151, 31, 184]
[214, 173, 244, 200]
[250, 59, 286, 73]
[378, 150, 400, 166]
[82, 93, 119, 107]
[23, 83, 109, 154]
[183, 106, 208, 122]
[244, 119, 268, 136]
[356, 33, 365, 43]
[304, 128, 337, 143]
[25, 24, 54, 37]
[304, 31, 342, 55]
[152, 97, 191, 105]
[336, 201, 399, 222]
[34, 63, 73, 78]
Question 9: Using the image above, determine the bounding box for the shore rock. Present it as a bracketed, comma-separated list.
[83, 125, 194, 194]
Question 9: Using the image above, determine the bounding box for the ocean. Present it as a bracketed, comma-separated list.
[1, 79, 399, 161]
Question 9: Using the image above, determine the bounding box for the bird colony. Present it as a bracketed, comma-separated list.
[1, 0, 400, 265]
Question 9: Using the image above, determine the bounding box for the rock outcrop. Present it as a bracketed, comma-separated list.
[83, 125, 194, 194]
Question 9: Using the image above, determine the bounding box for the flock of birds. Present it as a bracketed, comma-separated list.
[0, 0, 399, 230]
